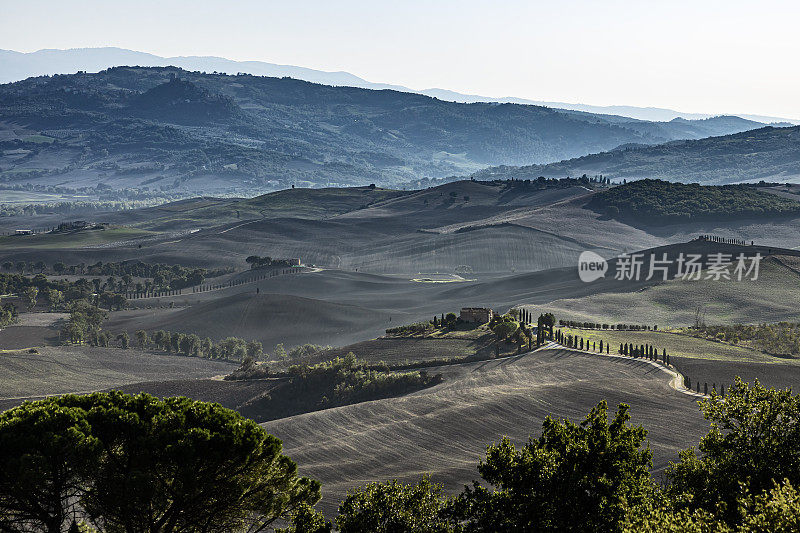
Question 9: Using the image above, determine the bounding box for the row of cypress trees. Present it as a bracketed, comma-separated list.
[552, 327, 729, 399]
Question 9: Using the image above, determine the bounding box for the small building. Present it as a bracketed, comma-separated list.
[460, 307, 494, 324]
[14, 229, 33, 235]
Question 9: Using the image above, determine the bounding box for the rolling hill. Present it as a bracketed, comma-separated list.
[0, 66, 776, 197]
[470, 126, 800, 185]
[266, 348, 710, 514]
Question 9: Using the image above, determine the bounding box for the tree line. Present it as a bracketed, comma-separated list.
[245, 256, 299, 269]
[238, 353, 444, 422]
[687, 322, 800, 357]
[559, 319, 658, 331]
[586, 179, 800, 224]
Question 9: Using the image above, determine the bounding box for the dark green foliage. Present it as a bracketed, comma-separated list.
[0, 392, 322, 532]
[453, 401, 654, 532]
[586, 179, 800, 224]
[0, 272, 92, 310]
[63, 300, 107, 344]
[0, 399, 99, 532]
[83, 260, 226, 291]
[386, 322, 434, 335]
[336, 477, 453, 533]
[687, 322, 800, 357]
[492, 313, 521, 341]
[667, 378, 800, 526]
[116, 331, 129, 349]
[246, 256, 298, 269]
[240, 353, 443, 421]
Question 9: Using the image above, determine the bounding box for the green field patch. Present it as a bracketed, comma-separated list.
[558, 326, 793, 364]
[20, 134, 56, 144]
[0, 190, 96, 205]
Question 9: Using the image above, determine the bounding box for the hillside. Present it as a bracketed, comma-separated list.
[266, 348, 710, 514]
[0, 66, 773, 198]
[471, 126, 800, 185]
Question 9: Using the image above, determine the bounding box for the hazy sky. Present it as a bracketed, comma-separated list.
[3, 0, 800, 118]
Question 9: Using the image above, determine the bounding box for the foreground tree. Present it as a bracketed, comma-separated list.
[625, 478, 800, 532]
[0, 392, 323, 532]
[453, 401, 654, 532]
[336, 477, 453, 533]
[0, 399, 99, 533]
[668, 378, 800, 526]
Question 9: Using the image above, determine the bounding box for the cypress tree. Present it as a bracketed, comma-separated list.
[704, 383, 708, 395]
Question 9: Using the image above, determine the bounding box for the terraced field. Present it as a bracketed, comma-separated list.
[266, 348, 710, 515]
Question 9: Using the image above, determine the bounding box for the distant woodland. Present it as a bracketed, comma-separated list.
[585, 179, 800, 224]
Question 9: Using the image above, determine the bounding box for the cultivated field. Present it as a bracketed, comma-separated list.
[0, 346, 236, 410]
[266, 348, 710, 515]
[0, 227, 156, 250]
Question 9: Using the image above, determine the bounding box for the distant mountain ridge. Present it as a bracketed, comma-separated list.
[2, 47, 798, 125]
[470, 126, 800, 185]
[0, 65, 782, 196]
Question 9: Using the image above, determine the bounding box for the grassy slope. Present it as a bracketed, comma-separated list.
[558, 327, 777, 364]
[536, 257, 800, 326]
